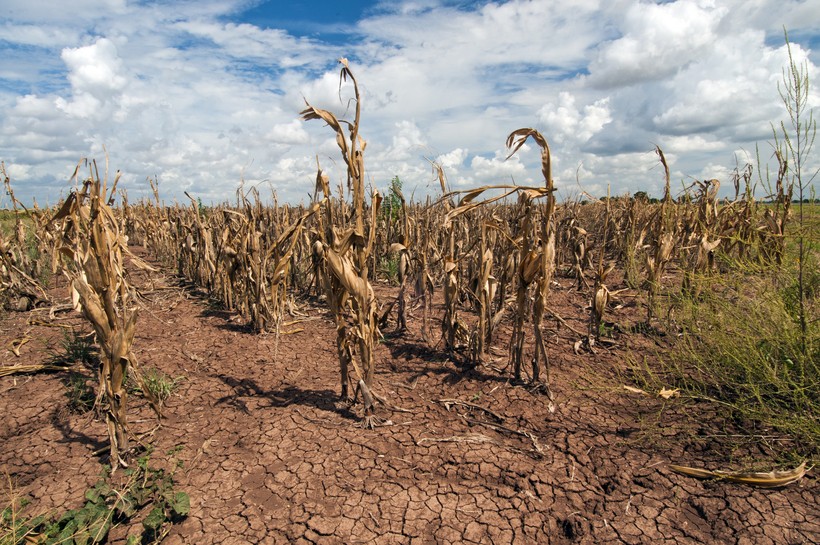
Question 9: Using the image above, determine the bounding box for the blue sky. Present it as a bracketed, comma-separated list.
[238, 0, 376, 42]
[0, 0, 818, 206]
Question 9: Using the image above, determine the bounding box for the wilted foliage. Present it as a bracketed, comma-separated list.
[50, 158, 161, 469]
[1, 56, 814, 459]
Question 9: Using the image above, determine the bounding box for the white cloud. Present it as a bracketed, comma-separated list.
[539, 92, 612, 143]
[659, 134, 727, 154]
[587, 0, 728, 88]
[54, 93, 101, 119]
[61, 39, 127, 95]
[50, 38, 128, 120]
[0, 24, 81, 47]
[14, 94, 56, 117]
[172, 20, 327, 66]
[651, 34, 814, 141]
[437, 148, 468, 171]
[5, 163, 31, 181]
[0, 0, 817, 205]
[1, 0, 127, 23]
[267, 120, 310, 145]
[383, 120, 427, 160]
[470, 150, 527, 183]
[691, 162, 735, 187]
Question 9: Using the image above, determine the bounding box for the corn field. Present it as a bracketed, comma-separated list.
[1, 61, 816, 461]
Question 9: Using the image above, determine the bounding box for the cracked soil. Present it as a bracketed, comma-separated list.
[1, 248, 817, 544]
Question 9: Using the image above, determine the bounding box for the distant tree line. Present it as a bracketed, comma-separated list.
[580, 191, 819, 205]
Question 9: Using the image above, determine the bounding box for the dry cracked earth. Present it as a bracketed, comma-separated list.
[1, 249, 818, 544]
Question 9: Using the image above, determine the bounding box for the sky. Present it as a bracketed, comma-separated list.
[1, 0, 819, 207]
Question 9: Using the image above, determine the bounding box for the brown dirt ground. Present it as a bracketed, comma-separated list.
[1, 248, 818, 544]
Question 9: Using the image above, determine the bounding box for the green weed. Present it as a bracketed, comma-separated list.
[642, 268, 819, 462]
[0, 450, 189, 545]
[49, 329, 96, 367]
[131, 368, 183, 409]
[63, 373, 96, 414]
[378, 255, 401, 285]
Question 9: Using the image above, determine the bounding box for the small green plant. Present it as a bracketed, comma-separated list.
[131, 451, 190, 543]
[130, 368, 182, 409]
[380, 176, 403, 223]
[598, 321, 615, 339]
[1, 451, 189, 545]
[64, 372, 95, 413]
[165, 445, 184, 457]
[378, 255, 401, 285]
[1, 496, 38, 545]
[48, 328, 96, 367]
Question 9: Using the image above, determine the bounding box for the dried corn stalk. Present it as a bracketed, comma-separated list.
[644, 147, 676, 324]
[443, 184, 540, 364]
[506, 129, 556, 401]
[681, 178, 721, 297]
[588, 189, 614, 349]
[51, 158, 159, 469]
[302, 59, 383, 426]
[1, 163, 51, 309]
[435, 163, 466, 354]
[387, 182, 412, 332]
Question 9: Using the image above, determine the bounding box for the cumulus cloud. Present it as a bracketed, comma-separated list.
[267, 120, 310, 145]
[50, 38, 128, 121]
[538, 92, 612, 143]
[61, 39, 127, 94]
[587, 0, 727, 89]
[383, 120, 427, 160]
[0, 0, 817, 205]
[4, 163, 31, 181]
[436, 148, 468, 171]
[651, 33, 812, 141]
[470, 150, 527, 183]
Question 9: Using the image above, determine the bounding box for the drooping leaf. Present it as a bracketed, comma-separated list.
[669, 461, 808, 488]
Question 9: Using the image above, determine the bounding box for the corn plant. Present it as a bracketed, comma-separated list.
[644, 147, 676, 324]
[587, 189, 614, 349]
[681, 178, 722, 297]
[301, 59, 383, 426]
[506, 129, 556, 400]
[0, 164, 51, 309]
[51, 158, 160, 469]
